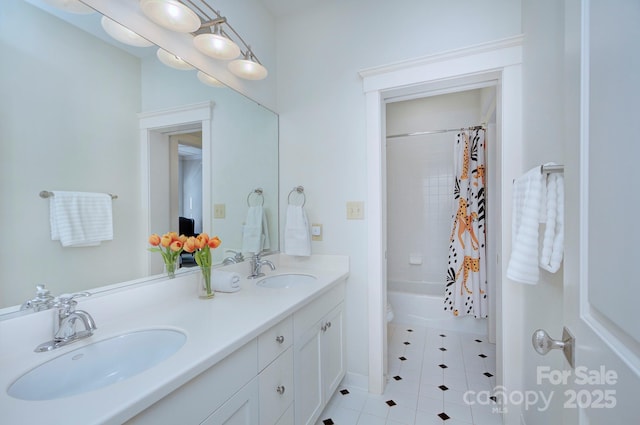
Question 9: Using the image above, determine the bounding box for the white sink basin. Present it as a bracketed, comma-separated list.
[8, 328, 186, 401]
[257, 273, 317, 288]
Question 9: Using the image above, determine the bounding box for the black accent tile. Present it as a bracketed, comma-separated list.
[407, 329, 414, 332]
[399, 356, 407, 361]
[484, 372, 494, 378]
[404, 341, 411, 345]
[438, 385, 449, 391]
[490, 396, 497, 403]
[393, 375, 402, 381]
[475, 339, 482, 343]
[323, 420, 334, 425]
[439, 334, 447, 337]
[339, 389, 350, 395]
[386, 400, 397, 406]
[439, 347, 447, 351]
[479, 353, 487, 358]
[438, 412, 451, 420]
[439, 363, 448, 369]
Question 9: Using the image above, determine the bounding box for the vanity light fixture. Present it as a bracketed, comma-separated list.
[140, 0, 201, 33]
[156, 48, 194, 70]
[101, 16, 154, 48]
[42, 0, 95, 14]
[228, 50, 268, 81]
[193, 21, 240, 60]
[197, 71, 225, 87]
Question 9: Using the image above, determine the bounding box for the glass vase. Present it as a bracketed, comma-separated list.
[198, 266, 214, 299]
[164, 256, 179, 279]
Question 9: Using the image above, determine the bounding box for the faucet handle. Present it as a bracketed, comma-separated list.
[56, 292, 91, 309]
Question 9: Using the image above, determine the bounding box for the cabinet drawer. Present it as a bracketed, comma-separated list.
[258, 315, 292, 371]
[259, 346, 294, 425]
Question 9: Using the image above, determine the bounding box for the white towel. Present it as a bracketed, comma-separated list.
[506, 167, 544, 284]
[210, 270, 241, 293]
[539, 172, 564, 272]
[242, 206, 269, 253]
[284, 204, 311, 256]
[49, 191, 113, 247]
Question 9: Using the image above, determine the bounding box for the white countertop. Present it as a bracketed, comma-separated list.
[0, 254, 349, 425]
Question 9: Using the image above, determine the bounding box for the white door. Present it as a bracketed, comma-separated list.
[560, 0, 640, 423]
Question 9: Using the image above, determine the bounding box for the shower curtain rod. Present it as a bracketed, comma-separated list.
[386, 124, 486, 140]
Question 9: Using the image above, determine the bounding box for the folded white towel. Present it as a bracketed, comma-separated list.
[242, 206, 267, 253]
[284, 204, 311, 256]
[539, 172, 564, 272]
[506, 167, 544, 284]
[210, 270, 241, 293]
[49, 191, 113, 247]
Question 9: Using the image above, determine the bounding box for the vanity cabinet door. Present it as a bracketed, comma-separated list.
[294, 320, 324, 425]
[259, 346, 294, 425]
[321, 303, 345, 402]
[201, 377, 259, 425]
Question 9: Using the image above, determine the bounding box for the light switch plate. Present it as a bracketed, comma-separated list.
[213, 204, 225, 219]
[311, 223, 322, 241]
[346, 201, 364, 220]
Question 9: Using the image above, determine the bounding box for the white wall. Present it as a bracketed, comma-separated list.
[386, 90, 482, 288]
[0, 1, 144, 306]
[275, 0, 521, 383]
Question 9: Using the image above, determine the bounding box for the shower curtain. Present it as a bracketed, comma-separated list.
[445, 129, 487, 318]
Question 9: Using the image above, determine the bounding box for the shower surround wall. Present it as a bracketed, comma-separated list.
[386, 89, 492, 331]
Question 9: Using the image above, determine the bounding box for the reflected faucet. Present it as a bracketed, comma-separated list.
[248, 253, 276, 279]
[223, 250, 245, 265]
[20, 284, 55, 312]
[35, 292, 97, 352]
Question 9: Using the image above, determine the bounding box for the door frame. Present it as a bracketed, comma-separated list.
[359, 35, 524, 422]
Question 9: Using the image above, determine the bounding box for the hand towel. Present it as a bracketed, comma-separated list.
[506, 167, 544, 284]
[210, 270, 241, 293]
[539, 172, 564, 272]
[49, 191, 113, 247]
[284, 204, 311, 256]
[242, 206, 267, 253]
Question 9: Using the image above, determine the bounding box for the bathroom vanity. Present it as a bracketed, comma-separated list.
[0, 254, 349, 425]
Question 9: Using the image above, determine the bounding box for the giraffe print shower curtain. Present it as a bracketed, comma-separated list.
[445, 128, 488, 318]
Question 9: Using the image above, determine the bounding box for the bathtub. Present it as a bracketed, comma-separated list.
[387, 279, 487, 336]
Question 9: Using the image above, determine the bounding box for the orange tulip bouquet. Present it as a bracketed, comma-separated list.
[183, 233, 222, 299]
[148, 232, 185, 278]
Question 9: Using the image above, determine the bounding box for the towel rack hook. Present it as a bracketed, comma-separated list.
[287, 186, 306, 207]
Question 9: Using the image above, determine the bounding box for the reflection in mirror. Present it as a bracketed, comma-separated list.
[0, 0, 278, 312]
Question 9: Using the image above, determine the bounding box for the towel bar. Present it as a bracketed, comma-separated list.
[40, 191, 117, 200]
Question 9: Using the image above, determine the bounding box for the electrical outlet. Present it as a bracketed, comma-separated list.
[311, 223, 323, 241]
[213, 204, 226, 219]
[346, 201, 364, 220]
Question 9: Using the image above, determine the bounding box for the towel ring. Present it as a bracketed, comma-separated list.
[287, 186, 305, 207]
[247, 188, 264, 206]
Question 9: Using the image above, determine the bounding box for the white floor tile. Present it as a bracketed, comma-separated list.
[319, 325, 497, 425]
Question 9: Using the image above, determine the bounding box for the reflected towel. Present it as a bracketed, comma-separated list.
[49, 191, 113, 247]
[506, 167, 544, 284]
[539, 171, 564, 272]
[284, 204, 311, 256]
[211, 270, 241, 293]
[242, 206, 268, 253]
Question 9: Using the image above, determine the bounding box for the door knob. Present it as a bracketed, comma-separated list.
[532, 327, 575, 368]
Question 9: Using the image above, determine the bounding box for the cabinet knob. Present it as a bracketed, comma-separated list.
[326, 321, 332, 329]
[275, 335, 285, 344]
[276, 385, 286, 395]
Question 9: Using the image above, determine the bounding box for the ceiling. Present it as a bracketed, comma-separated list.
[260, 0, 317, 17]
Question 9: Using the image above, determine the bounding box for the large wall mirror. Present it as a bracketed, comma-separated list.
[0, 0, 278, 312]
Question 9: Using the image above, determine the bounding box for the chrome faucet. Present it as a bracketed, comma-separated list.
[35, 292, 97, 352]
[223, 249, 245, 265]
[248, 252, 276, 279]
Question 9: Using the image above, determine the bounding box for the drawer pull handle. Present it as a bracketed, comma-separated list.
[321, 321, 332, 332]
[275, 335, 285, 344]
[276, 385, 286, 395]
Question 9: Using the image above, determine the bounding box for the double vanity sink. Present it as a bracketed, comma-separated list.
[0, 255, 348, 425]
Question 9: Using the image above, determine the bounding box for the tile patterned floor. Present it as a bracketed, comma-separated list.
[316, 323, 502, 425]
